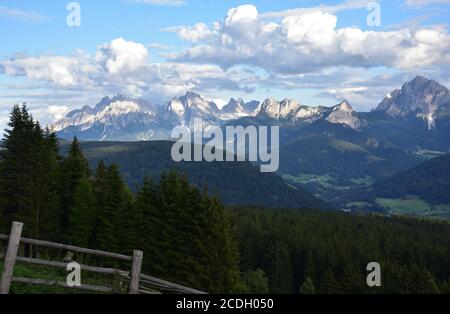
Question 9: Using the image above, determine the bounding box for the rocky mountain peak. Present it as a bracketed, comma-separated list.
[334, 101, 354, 113]
[375, 76, 450, 129]
[326, 101, 362, 129]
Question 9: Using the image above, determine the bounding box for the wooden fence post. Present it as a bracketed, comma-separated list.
[0, 221, 23, 294]
[128, 250, 143, 294]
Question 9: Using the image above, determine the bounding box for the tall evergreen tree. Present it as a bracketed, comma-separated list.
[320, 268, 341, 294]
[135, 177, 167, 275]
[58, 137, 91, 240]
[96, 164, 130, 253]
[299, 277, 316, 294]
[246, 269, 269, 294]
[0, 105, 61, 242]
[0, 105, 36, 232]
[91, 160, 107, 247]
[67, 176, 96, 247]
[267, 242, 293, 294]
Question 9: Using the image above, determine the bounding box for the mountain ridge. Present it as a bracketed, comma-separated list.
[55, 76, 450, 142]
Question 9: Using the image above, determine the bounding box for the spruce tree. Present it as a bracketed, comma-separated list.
[58, 137, 90, 240]
[267, 242, 293, 294]
[299, 277, 316, 294]
[0, 105, 36, 232]
[91, 160, 107, 247]
[67, 176, 96, 247]
[135, 177, 168, 275]
[199, 193, 240, 293]
[96, 164, 129, 253]
[39, 128, 63, 240]
[246, 269, 269, 294]
[320, 268, 341, 294]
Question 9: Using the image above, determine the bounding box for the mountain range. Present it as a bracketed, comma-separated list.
[54, 91, 367, 142]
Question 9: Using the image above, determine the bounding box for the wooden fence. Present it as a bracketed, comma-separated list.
[0, 221, 206, 295]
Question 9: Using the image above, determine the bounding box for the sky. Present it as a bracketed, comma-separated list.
[1, 0, 450, 129]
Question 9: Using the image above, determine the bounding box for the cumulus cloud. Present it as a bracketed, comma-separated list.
[95, 38, 148, 74]
[163, 23, 214, 42]
[0, 38, 253, 106]
[1, 53, 97, 87]
[167, 5, 450, 74]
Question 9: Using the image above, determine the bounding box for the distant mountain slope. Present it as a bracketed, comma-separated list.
[376, 153, 450, 204]
[60, 141, 332, 210]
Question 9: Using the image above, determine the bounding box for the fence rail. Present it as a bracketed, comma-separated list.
[0, 221, 205, 295]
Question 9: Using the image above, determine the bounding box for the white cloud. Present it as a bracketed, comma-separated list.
[167, 5, 450, 74]
[164, 23, 214, 42]
[0, 38, 253, 108]
[46, 105, 70, 120]
[1, 53, 97, 87]
[95, 38, 148, 74]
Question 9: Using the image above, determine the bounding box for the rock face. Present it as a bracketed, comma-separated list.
[325, 101, 363, 130]
[55, 94, 365, 141]
[54, 95, 160, 141]
[54, 76, 450, 141]
[255, 98, 363, 128]
[220, 98, 259, 119]
[375, 76, 450, 129]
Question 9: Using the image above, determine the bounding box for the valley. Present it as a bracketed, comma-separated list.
[54, 76, 450, 219]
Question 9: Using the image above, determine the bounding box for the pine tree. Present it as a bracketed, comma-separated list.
[96, 164, 128, 253]
[246, 269, 269, 294]
[299, 277, 316, 294]
[267, 242, 293, 294]
[0, 105, 36, 232]
[26, 126, 62, 241]
[58, 137, 91, 241]
[320, 268, 341, 294]
[135, 177, 168, 276]
[339, 264, 364, 293]
[199, 193, 240, 293]
[117, 185, 137, 254]
[91, 160, 107, 247]
[67, 176, 96, 247]
[0, 105, 61, 242]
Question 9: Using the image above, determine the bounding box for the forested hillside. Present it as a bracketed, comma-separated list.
[376, 153, 450, 204]
[59, 140, 330, 210]
[1, 105, 450, 294]
[231, 207, 450, 294]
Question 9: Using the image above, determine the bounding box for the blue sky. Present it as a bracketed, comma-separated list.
[1, 0, 450, 128]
